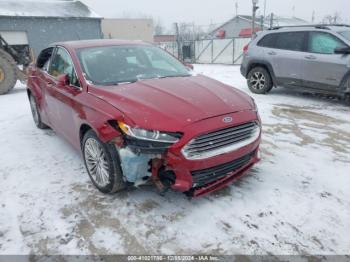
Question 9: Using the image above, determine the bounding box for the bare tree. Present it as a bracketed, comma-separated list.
[177, 22, 205, 41]
[322, 12, 342, 24]
[207, 20, 217, 34]
[154, 18, 165, 35]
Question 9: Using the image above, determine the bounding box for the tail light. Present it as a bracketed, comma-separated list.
[243, 44, 249, 53]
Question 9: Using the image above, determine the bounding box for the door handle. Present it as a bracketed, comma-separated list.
[305, 55, 317, 60]
[267, 51, 277, 56]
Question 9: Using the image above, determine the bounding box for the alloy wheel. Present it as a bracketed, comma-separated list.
[249, 72, 266, 90]
[84, 138, 110, 188]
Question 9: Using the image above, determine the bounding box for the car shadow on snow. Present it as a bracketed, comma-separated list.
[56, 169, 262, 254]
[267, 87, 350, 107]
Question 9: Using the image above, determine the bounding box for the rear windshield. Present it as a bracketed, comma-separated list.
[339, 31, 350, 41]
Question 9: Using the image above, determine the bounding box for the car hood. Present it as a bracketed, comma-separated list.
[89, 75, 254, 131]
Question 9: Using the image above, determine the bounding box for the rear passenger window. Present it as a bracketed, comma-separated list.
[258, 32, 306, 51]
[275, 32, 306, 51]
[258, 34, 277, 48]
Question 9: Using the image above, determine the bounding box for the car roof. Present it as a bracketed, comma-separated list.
[51, 39, 152, 50]
[332, 27, 350, 33]
[267, 24, 350, 33]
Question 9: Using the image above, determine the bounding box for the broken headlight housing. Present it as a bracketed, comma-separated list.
[118, 122, 181, 144]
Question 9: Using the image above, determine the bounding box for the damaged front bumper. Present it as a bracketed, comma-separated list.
[166, 147, 260, 197]
[116, 110, 261, 197]
[117, 136, 171, 186]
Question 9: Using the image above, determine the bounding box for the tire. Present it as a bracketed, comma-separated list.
[343, 78, 350, 105]
[29, 94, 48, 129]
[247, 67, 273, 94]
[345, 93, 350, 105]
[0, 50, 17, 95]
[82, 130, 126, 194]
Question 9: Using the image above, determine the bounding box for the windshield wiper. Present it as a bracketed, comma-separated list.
[118, 80, 138, 85]
[158, 74, 191, 79]
[103, 75, 191, 85]
[104, 79, 138, 86]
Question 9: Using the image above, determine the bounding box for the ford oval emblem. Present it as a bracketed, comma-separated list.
[223, 117, 233, 123]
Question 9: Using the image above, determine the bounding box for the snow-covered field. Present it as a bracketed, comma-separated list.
[0, 64, 349, 255]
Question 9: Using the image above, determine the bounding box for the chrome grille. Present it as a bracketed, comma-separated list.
[182, 122, 260, 160]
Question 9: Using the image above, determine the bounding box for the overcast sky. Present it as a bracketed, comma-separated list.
[82, 0, 350, 30]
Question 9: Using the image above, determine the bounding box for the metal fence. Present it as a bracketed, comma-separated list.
[157, 38, 250, 65]
[157, 41, 179, 60]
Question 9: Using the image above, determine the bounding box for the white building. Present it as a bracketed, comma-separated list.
[101, 19, 154, 42]
[209, 15, 309, 38]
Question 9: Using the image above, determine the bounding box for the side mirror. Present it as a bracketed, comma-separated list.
[334, 47, 350, 55]
[184, 63, 194, 70]
[57, 74, 70, 87]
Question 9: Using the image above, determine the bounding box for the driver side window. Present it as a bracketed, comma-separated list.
[49, 47, 80, 87]
[36, 47, 54, 72]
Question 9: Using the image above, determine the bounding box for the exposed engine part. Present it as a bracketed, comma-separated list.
[151, 158, 176, 196]
[118, 147, 158, 186]
[152, 177, 168, 195]
[158, 169, 176, 195]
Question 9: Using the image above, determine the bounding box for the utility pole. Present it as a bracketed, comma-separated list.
[270, 12, 274, 28]
[252, 0, 259, 39]
[235, 2, 238, 17]
[260, 15, 264, 30]
[312, 11, 315, 23]
[174, 23, 181, 60]
[263, 0, 267, 20]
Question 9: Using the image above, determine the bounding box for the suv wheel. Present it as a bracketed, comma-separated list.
[247, 67, 273, 94]
[82, 130, 126, 194]
[345, 93, 350, 105]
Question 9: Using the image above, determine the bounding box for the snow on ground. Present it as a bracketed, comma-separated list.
[0, 64, 349, 255]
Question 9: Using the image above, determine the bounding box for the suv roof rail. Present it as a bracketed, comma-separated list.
[269, 24, 350, 30]
[321, 24, 350, 27]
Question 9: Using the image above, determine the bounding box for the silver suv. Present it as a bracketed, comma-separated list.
[240, 25, 350, 99]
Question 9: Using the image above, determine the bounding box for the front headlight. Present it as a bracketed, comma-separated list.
[118, 122, 180, 143]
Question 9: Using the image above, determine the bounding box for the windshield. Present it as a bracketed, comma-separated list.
[77, 45, 191, 85]
[339, 31, 350, 41]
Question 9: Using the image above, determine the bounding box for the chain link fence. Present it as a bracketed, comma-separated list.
[156, 38, 251, 65]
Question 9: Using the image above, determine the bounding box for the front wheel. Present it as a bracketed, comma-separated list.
[29, 94, 48, 129]
[82, 130, 125, 194]
[247, 67, 273, 94]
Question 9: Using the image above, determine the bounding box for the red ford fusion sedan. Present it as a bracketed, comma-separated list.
[27, 40, 261, 197]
